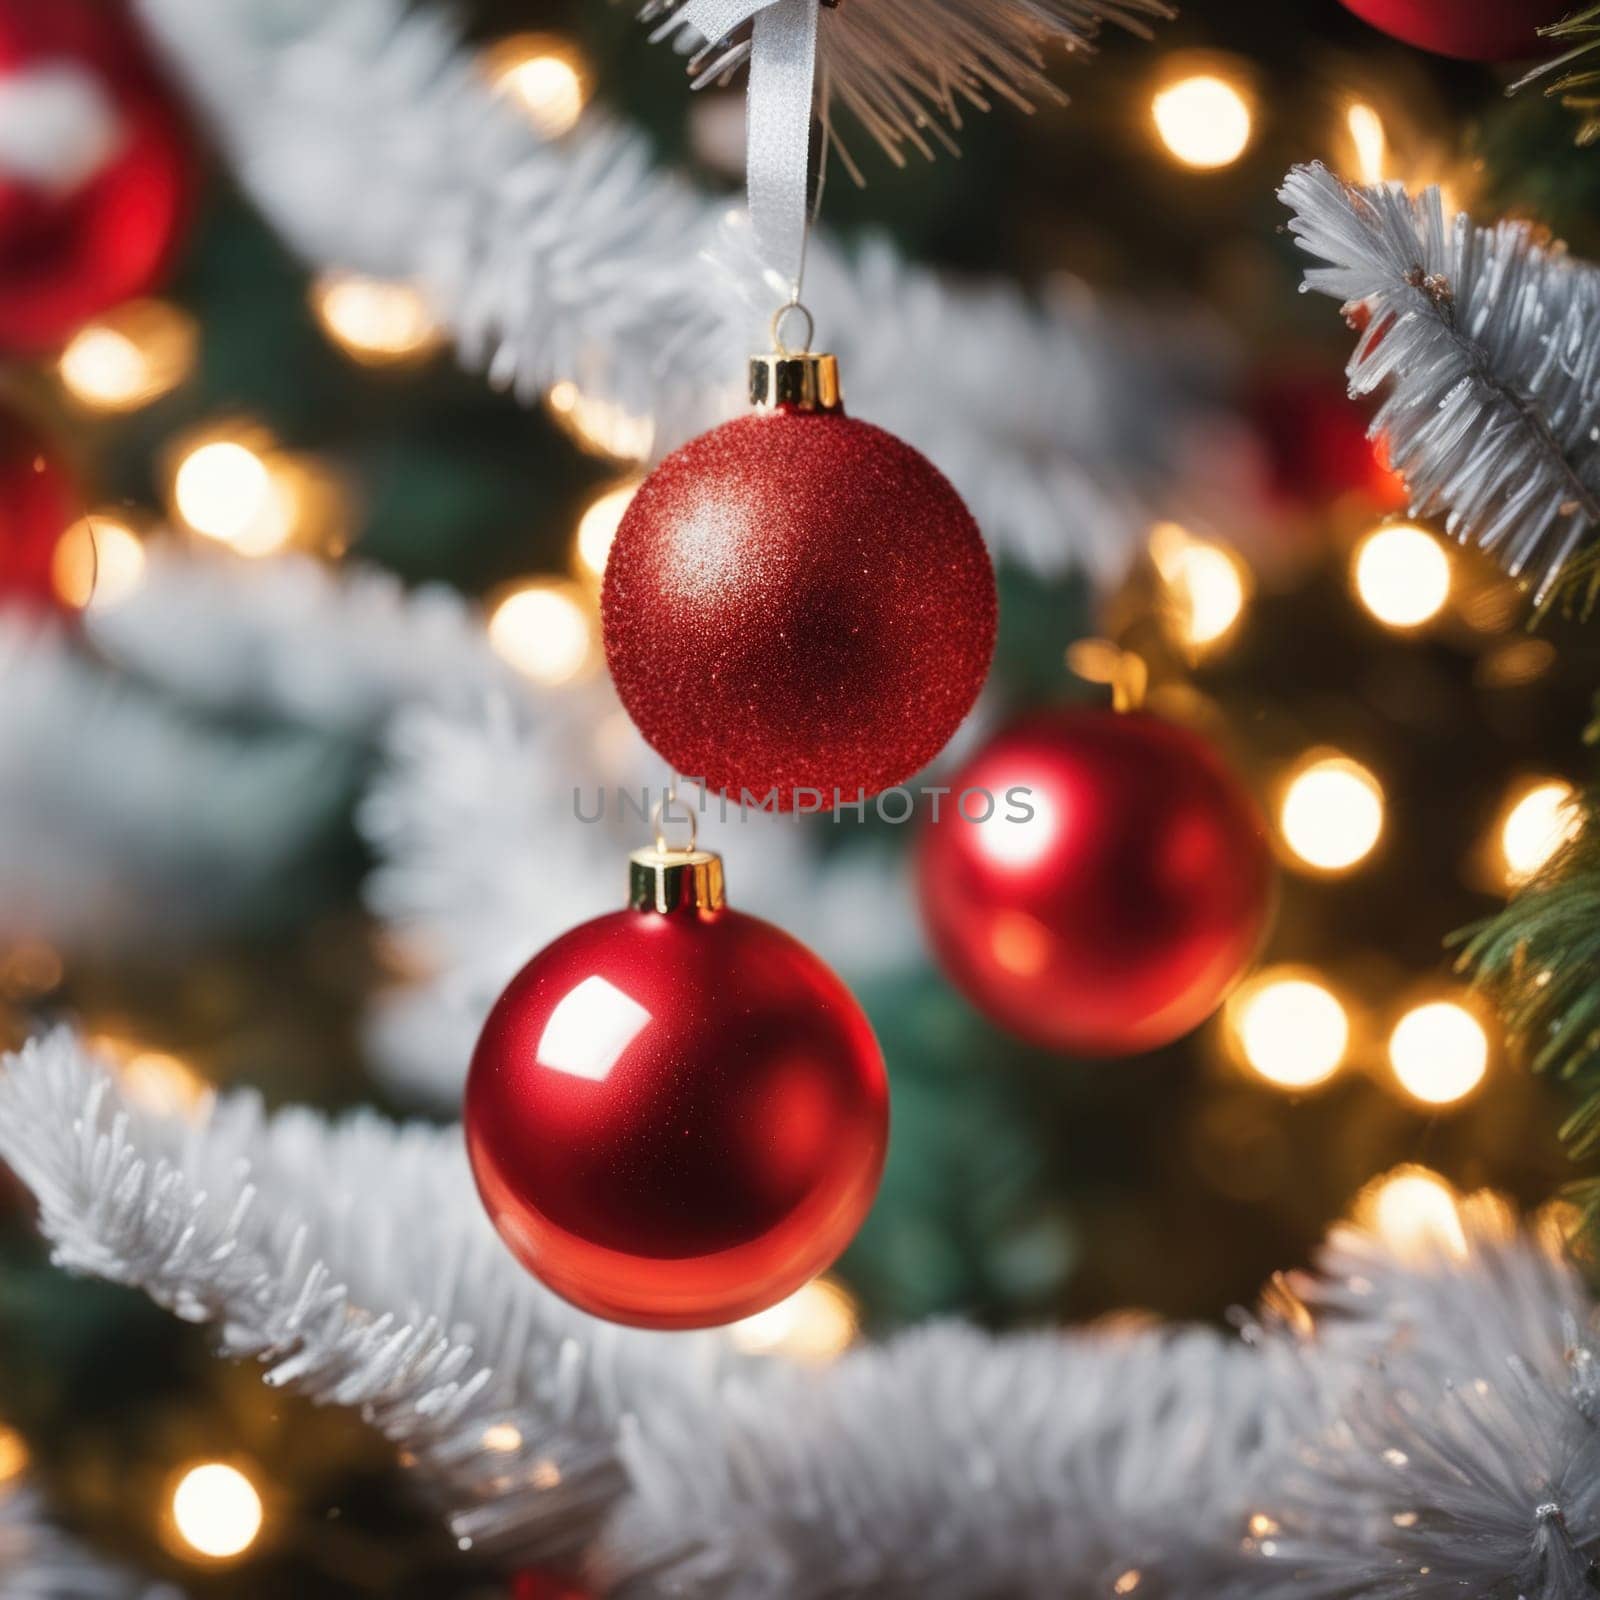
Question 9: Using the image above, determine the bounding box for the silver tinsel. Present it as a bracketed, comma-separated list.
[1281, 162, 1600, 600]
[3, 1031, 1598, 1597]
[0, 1477, 180, 1600]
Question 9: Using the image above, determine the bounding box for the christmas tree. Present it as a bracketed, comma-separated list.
[4, 0, 1600, 1593]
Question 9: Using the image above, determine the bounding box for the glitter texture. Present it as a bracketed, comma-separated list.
[602, 408, 996, 807]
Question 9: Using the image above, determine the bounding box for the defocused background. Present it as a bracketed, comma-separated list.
[4, 0, 1600, 1593]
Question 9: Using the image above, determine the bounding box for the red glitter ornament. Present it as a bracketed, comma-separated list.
[602, 347, 995, 809]
[466, 842, 888, 1329]
[1335, 0, 1566, 60]
[917, 709, 1274, 1057]
[0, 403, 78, 613]
[0, 0, 197, 354]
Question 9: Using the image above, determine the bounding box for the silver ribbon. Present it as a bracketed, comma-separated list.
[679, 0, 819, 302]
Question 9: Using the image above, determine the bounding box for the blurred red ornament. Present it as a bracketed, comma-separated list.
[1245, 369, 1405, 516]
[511, 1573, 592, 1600]
[1335, 0, 1567, 60]
[0, 0, 197, 353]
[602, 352, 995, 809]
[0, 403, 78, 612]
[917, 709, 1274, 1057]
[466, 845, 888, 1329]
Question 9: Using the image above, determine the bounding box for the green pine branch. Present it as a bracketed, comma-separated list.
[1513, 6, 1600, 147]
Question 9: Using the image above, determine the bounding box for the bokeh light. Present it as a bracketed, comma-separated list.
[311, 274, 440, 367]
[1279, 754, 1384, 873]
[730, 1278, 859, 1362]
[1150, 522, 1247, 651]
[1229, 971, 1349, 1089]
[0, 1425, 27, 1485]
[1389, 1001, 1489, 1107]
[1358, 1166, 1467, 1261]
[486, 35, 589, 137]
[1346, 102, 1387, 184]
[1353, 523, 1451, 629]
[546, 381, 655, 463]
[58, 300, 196, 412]
[51, 513, 147, 611]
[575, 482, 638, 582]
[1500, 778, 1579, 885]
[489, 581, 595, 686]
[171, 436, 287, 557]
[1152, 72, 1254, 170]
[170, 1463, 264, 1561]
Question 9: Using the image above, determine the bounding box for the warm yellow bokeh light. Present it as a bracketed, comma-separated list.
[547, 380, 655, 463]
[1389, 1002, 1489, 1107]
[575, 482, 638, 581]
[51, 514, 147, 611]
[1346, 102, 1387, 184]
[1152, 74, 1254, 170]
[1279, 755, 1384, 873]
[1231, 973, 1348, 1089]
[1150, 524, 1247, 650]
[121, 1050, 210, 1119]
[58, 300, 196, 412]
[311, 274, 440, 366]
[730, 1278, 859, 1363]
[1353, 523, 1451, 629]
[488, 581, 595, 686]
[486, 35, 588, 137]
[170, 1464, 264, 1561]
[171, 438, 292, 557]
[0, 1425, 28, 1485]
[1360, 1167, 1467, 1260]
[1501, 779, 1579, 885]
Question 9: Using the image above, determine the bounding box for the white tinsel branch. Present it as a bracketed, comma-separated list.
[5, 1032, 1600, 1596]
[1281, 162, 1600, 600]
[127, 0, 1226, 585]
[0, 1478, 180, 1600]
[645, 0, 1172, 180]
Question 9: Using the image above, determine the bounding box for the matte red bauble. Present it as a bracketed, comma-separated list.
[1336, 0, 1567, 60]
[466, 845, 889, 1329]
[917, 709, 1274, 1057]
[602, 349, 996, 809]
[0, 404, 78, 612]
[0, 0, 197, 353]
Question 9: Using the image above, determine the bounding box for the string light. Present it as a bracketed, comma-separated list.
[169, 1463, 264, 1561]
[51, 513, 148, 611]
[1149, 522, 1247, 651]
[1500, 778, 1578, 885]
[730, 1278, 859, 1362]
[1345, 102, 1387, 184]
[1353, 522, 1451, 629]
[0, 1425, 28, 1485]
[488, 580, 595, 686]
[1357, 1166, 1467, 1261]
[170, 430, 346, 559]
[546, 381, 655, 464]
[310, 274, 440, 366]
[485, 34, 589, 138]
[58, 300, 196, 412]
[1228, 970, 1349, 1090]
[1151, 68, 1254, 171]
[1279, 754, 1384, 873]
[1389, 1001, 1489, 1107]
[575, 482, 638, 582]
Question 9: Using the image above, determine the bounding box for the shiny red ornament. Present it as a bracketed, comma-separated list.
[0, 0, 197, 353]
[602, 361, 996, 808]
[917, 709, 1274, 1057]
[0, 403, 78, 612]
[466, 847, 888, 1329]
[1335, 0, 1567, 60]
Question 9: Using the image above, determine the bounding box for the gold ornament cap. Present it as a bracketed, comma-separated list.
[750, 301, 841, 414]
[629, 846, 726, 914]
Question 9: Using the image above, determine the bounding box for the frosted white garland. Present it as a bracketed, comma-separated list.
[128, 0, 1223, 585]
[3, 1031, 1599, 1596]
[360, 694, 922, 1104]
[0, 614, 344, 954]
[1282, 163, 1600, 600]
[0, 1478, 181, 1600]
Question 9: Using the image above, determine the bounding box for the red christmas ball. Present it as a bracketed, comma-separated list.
[0, 404, 78, 612]
[511, 1572, 592, 1600]
[1335, 0, 1567, 60]
[916, 710, 1274, 1057]
[602, 405, 996, 809]
[0, 0, 197, 353]
[466, 849, 888, 1329]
